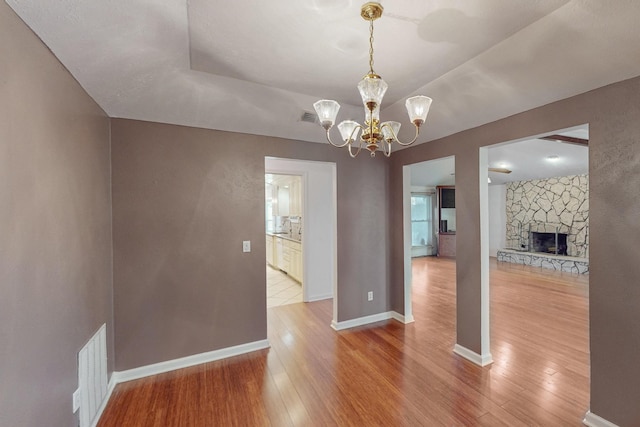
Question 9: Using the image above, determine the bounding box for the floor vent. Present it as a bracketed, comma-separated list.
[78, 324, 108, 427]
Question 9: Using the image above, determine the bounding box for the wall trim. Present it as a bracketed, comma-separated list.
[391, 311, 415, 324]
[307, 293, 333, 302]
[331, 311, 399, 331]
[453, 344, 493, 366]
[583, 411, 619, 427]
[112, 339, 270, 384]
[90, 376, 117, 427]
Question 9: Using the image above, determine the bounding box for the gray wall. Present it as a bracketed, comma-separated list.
[390, 76, 640, 425]
[0, 3, 113, 427]
[111, 119, 391, 371]
[4, 0, 640, 422]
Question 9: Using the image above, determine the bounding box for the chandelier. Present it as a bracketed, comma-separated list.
[313, 2, 432, 158]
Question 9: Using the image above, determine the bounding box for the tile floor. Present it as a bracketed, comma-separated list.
[267, 265, 303, 307]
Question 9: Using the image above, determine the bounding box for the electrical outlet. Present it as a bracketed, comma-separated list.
[367, 291, 373, 301]
[72, 388, 81, 413]
[242, 240, 251, 253]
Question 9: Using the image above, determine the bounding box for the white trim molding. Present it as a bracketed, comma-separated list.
[391, 311, 415, 324]
[113, 339, 270, 384]
[453, 344, 493, 367]
[479, 147, 492, 361]
[307, 293, 333, 302]
[331, 311, 400, 331]
[583, 411, 620, 427]
[402, 165, 414, 327]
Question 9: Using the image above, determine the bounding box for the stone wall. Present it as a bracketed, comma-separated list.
[506, 174, 589, 258]
[497, 249, 589, 274]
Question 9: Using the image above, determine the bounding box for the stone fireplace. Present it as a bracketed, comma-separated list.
[505, 174, 588, 258]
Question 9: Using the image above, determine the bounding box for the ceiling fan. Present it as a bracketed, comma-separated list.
[489, 167, 512, 174]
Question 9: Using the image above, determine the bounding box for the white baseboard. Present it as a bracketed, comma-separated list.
[453, 344, 493, 366]
[113, 339, 270, 384]
[331, 311, 401, 331]
[391, 311, 415, 324]
[307, 293, 333, 302]
[90, 376, 116, 427]
[583, 411, 619, 427]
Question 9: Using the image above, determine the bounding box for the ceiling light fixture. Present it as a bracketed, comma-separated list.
[313, 2, 432, 158]
[546, 155, 560, 162]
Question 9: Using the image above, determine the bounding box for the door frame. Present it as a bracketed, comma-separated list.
[265, 157, 337, 321]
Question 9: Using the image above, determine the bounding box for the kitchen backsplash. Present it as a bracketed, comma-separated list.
[275, 216, 303, 240]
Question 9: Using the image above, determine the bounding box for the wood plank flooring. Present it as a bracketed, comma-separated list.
[98, 257, 589, 426]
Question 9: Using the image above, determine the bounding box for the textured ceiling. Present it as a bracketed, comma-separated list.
[6, 0, 640, 146]
[411, 125, 589, 187]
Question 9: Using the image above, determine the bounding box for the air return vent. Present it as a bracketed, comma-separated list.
[300, 111, 319, 124]
[78, 324, 108, 427]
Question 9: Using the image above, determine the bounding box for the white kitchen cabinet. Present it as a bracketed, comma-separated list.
[275, 185, 290, 216]
[272, 175, 302, 217]
[289, 240, 303, 283]
[279, 239, 290, 273]
[271, 237, 303, 283]
[266, 234, 274, 266]
[274, 237, 284, 271]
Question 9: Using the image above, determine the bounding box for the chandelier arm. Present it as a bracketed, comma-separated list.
[381, 139, 392, 157]
[350, 123, 365, 144]
[347, 138, 366, 158]
[325, 123, 366, 148]
[324, 129, 352, 148]
[381, 122, 421, 146]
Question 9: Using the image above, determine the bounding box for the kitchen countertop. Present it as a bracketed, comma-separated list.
[266, 232, 302, 243]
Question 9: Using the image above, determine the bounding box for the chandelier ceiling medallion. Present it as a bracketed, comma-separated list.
[313, 2, 432, 158]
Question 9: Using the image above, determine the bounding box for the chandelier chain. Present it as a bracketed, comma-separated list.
[368, 18, 375, 75]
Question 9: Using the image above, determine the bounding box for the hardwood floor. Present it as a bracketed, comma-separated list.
[98, 257, 589, 426]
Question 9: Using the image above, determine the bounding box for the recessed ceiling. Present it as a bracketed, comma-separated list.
[6, 1, 640, 146]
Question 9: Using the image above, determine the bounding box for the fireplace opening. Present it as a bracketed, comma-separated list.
[531, 232, 567, 255]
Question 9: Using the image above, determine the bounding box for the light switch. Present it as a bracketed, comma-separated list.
[243, 240, 251, 253]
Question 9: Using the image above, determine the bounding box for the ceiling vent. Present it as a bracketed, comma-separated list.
[300, 111, 319, 124]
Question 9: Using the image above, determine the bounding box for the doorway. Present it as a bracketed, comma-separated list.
[265, 173, 304, 307]
[264, 158, 337, 320]
[402, 156, 456, 323]
[481, 123, 590, 403]
[484, 124, 589, 262]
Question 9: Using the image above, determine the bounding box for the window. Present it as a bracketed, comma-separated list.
[411, 194, 433, 247]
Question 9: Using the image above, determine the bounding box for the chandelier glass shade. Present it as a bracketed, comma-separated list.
[313, 2, 432, 158]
